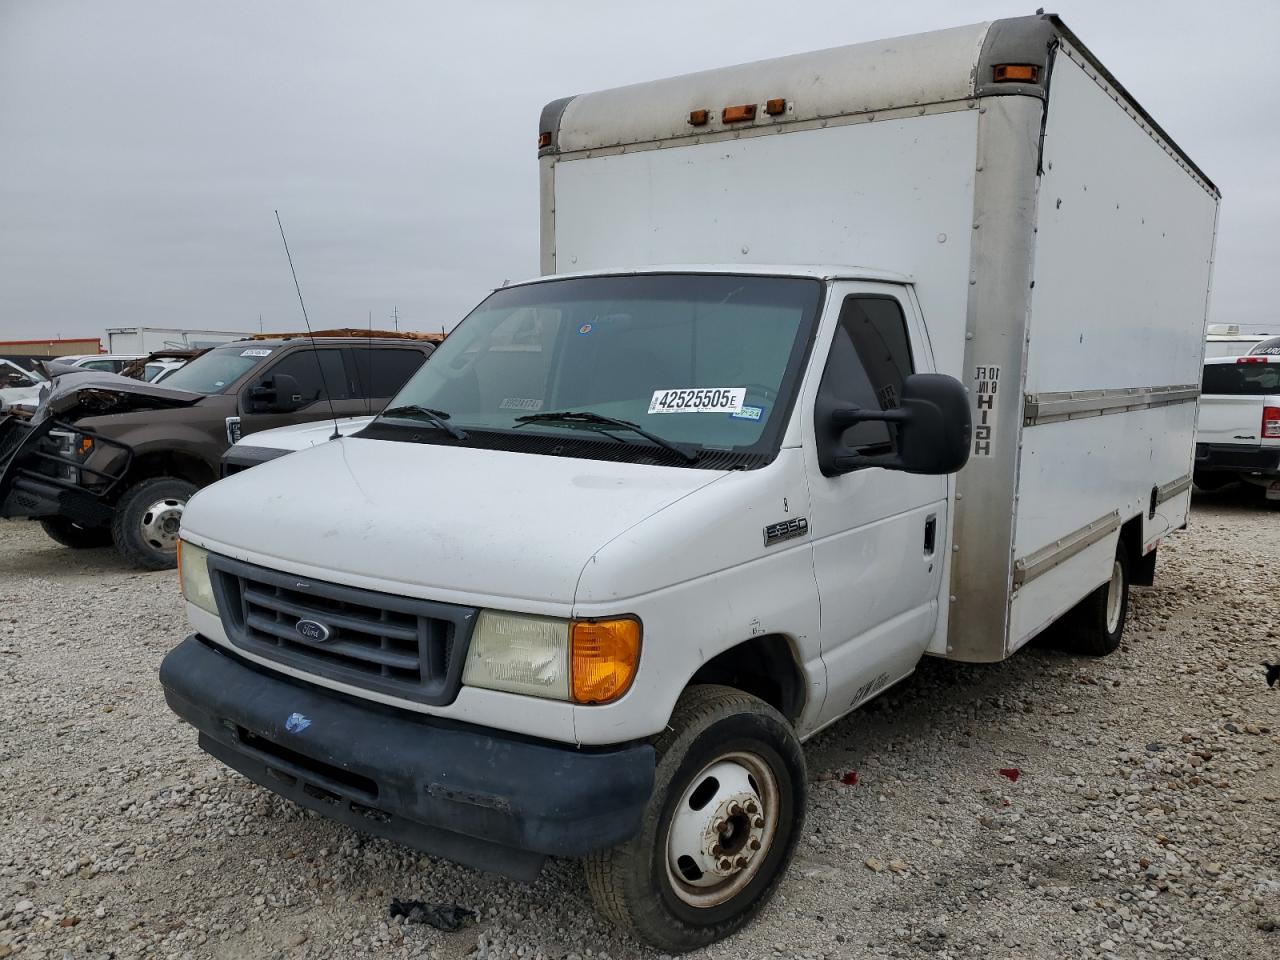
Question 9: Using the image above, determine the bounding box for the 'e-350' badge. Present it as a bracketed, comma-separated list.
[763, 517, 808, 547]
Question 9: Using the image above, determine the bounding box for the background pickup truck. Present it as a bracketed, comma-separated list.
[0, 333, 436, 568]
[1195, 354, 1280, 502]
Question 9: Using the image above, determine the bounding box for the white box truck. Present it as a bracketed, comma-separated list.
[105, 326, 250, 353]
[160, 14, 1218, 951]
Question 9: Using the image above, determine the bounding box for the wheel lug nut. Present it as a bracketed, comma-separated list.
[718, 857, 732, 871]
[728, 801, 742, 816]
[734, 856, 748, 868]
[714, 819, 728, 833]
[749, 837, 761, 850]
[753, 816, 765, 828]
[745, 800, 758, 814]
[710, 843, 723, 856]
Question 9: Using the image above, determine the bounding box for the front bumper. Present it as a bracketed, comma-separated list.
[0, 414, 127, 523]
[159, 636, 656, 881]
[1194, 442, 1280, 476]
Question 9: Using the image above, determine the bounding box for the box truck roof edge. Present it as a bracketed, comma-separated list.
[538, 14, 1217, 197]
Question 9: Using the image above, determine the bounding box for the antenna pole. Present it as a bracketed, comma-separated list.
[274, 210, 341, 441]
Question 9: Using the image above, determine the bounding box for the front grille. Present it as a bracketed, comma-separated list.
[208, 555, 478, 706]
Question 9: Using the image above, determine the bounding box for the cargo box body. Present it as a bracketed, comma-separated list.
[537, 14, 1219, 662]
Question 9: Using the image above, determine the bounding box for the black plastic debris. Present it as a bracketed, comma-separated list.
[1265, 662, 1280, 688]
[388, 898, 477, 931]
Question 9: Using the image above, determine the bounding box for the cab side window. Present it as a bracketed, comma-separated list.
[816, 296, 914, 456]
[352, 348, 429, 400]
[263, 349, 350, 403]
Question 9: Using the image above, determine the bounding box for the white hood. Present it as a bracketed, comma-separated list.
[239, 417, 374, 452]
[183, 436, 727, 607]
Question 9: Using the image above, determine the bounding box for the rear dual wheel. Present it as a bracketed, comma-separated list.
[585, 685, 805, 953]
[1066, 541, 1130, 656]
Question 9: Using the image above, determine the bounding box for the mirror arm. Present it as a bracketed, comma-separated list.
[833, 452, 905, 472]
[832, 406, 911, 427]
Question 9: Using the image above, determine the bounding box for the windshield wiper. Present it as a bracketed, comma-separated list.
[380, 404, 468, 440]
[514, 410, 698, 463]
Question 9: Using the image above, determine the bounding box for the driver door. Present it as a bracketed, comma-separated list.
[236, 347, 360, 438]
[801, 283, 948, 726]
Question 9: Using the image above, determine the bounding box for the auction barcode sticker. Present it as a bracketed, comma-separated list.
[648, 387, 746, 415]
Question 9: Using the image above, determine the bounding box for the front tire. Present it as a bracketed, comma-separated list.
[1067, 541, 1130, 656]
[584, 685, 805, 953]
[111, 477, 198, 570]
[39, 517, 113, 549]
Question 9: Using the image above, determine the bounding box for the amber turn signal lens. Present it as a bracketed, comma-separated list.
[992, 63, 1039, 83]
[571, 618, 641, 704]
[688, 108, 710, 126]
[764, 98, 786, 116]
[722, 103, 757, 123]
[537, 131, 552, 149]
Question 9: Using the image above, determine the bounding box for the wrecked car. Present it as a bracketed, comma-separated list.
[0, 335, 436, 568]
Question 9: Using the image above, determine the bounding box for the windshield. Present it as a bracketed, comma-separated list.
[0, 360, 42, 387]
[1203, 361, 1280, 396]
[159, 345, 274, 394]
[376, 273, 823, 465]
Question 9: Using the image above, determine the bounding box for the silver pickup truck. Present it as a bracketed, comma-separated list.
[1195, 354, 1280, 503]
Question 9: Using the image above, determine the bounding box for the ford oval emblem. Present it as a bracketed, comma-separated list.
[295, 619, 332, 643]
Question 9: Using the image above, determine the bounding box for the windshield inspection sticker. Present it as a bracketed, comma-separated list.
[648, 387, 746, 415]
[240, 348, 272, 357]
[730, 404, 764, 422]
[499, 397, 543, 411]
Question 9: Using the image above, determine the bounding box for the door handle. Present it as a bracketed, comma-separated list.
[923, 514, 937, 556]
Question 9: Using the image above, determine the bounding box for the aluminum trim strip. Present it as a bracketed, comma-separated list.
[1023, 384, 1199, 424]
[1155, 474, 1193, 505]
[1012, 509, 1121, 588]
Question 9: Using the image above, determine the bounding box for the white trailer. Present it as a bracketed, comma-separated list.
[163, 14, 1218, 951]
[539, 12, 1219, 662]
[105, 326, 250, 353]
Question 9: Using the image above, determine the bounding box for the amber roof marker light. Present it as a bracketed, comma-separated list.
[537, 131, 552, 149]
[992, 63, 1039, 83]
[764, 98, 787, 116]
[688, 108, 710, 127]
[722, 103, 757, 123]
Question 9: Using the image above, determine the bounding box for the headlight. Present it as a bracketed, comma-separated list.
[462, 611, 640, 704]
[178, 540, 218, 615]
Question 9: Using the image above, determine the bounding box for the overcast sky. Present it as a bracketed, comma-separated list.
[1, 0, 1276, 342]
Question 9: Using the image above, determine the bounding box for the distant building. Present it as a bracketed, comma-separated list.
[0, 337, 103, 358]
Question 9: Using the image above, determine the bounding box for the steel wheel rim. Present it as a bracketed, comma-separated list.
[140, 497, 186, 551]
[1105, 559, 1124, 633]
[664, 750, 780, 908]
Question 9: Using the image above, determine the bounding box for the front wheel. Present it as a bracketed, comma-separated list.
[584, 685, 805, 953]
[111, 477, 198, 570]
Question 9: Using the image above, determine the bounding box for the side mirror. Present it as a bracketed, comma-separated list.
[248, 373, 304, 413]
[818, 373, 972, 476]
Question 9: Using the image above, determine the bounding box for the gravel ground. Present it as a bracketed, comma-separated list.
[1, 491, 1277, 960]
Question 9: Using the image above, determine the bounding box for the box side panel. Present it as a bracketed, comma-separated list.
[1022, 51, 1218, 397]
[941, 95, 1044, 663]
[549, 109, 980, 376]
[1008, 401, 1197, 650]
[1009, 47, 1217, 652]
